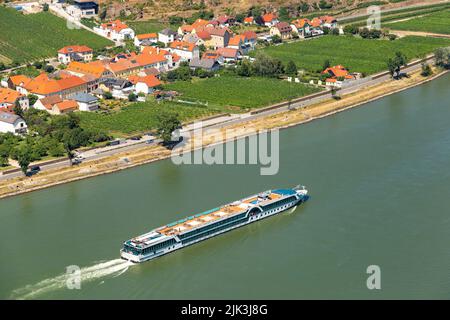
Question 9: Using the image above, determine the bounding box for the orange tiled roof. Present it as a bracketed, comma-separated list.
[192, 19, 210, 30]
[0, 88, 22, 104]
[180, 25, 194, 33]
[67, 61, 108, 78]
[24, 73, 86, 95]
[202, 51, 221, 59]
[9, 75, 32, 87]
[196, 30, 211, 40]
[310, 17, 323, 27]
[58, 45, 93, 54]
[323, 65, 349, 78]
[54, 100, 78, 111]
[292, 18, 310, 28]
[216, 47, 239, 58]
[244, 17, 254, 23]
[242, 30, 257, 40]
[128, 74, 161, 87]
[319, 15, 337, 24]
[101, 20, 130, 32]
[38, 95, 63, 110]
[169, 40, 196, 52]
[136, 33, 157, 40]
[262, 13, 277, 23]
[228, 35, 243, 46]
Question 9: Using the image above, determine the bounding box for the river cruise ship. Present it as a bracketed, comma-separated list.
[121, 185, 309, 263]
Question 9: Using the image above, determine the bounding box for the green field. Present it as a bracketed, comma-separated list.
[78, 101, 215, 137]
[254, 35, 450, 75]
[386, 10, 450, 35]
[0, 7, 112, 65]
[164, 76, 321, 111]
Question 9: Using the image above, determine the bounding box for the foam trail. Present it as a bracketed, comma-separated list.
[10, 259, 133, 300]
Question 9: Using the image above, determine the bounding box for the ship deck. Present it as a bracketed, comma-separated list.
[158, 192, 283, 236]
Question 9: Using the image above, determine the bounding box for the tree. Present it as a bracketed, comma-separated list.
[286, 60, 298, 76]
[103, 91, 113, 99]
[237, 60, 252, 77]
[330, 28, 340, 36]
[251, 53, 284, 77]
[155, 111, 181, 145]
[298, 2, 309, 13]
[128, 93, 138, 102]
[13, 101, 24, 117]
[43, 3, 49, 11]
[271, 34, 282, 44]
[27, 94, 38, 106]
[16, 147, 32, 176]
[434, 47, 450, 69]
[387, 51, 407, 79]
[421, 63, 432, 77]
[322, 59, 331, 71]
[344, 25, 359, 35]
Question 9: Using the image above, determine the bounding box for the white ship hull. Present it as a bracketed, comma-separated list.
[121, 196, 304, 263]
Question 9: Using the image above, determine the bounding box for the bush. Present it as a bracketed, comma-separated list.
[420, 63, 432, 76]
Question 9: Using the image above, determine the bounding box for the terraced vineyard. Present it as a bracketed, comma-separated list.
[0, 7, 112, 65]
[254, 35, 450, 75]
[386, 9, 450, 35]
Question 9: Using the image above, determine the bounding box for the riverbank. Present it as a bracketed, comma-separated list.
[0, 67, 447, 200]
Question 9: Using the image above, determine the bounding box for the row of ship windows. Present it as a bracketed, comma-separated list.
[262, 196, 296, 211]
[250, 202, 294, 220]
[141, 238, 177, 255]
[182, 218, 244, 244]
[179, 213, 247, 240]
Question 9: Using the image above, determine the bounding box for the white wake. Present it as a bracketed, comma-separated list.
[10, 259, 134, 300]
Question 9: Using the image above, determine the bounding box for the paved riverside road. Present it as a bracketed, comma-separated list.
[0, 57, 434, 182]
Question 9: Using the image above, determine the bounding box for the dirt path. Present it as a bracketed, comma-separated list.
[389, 30, 450, 39]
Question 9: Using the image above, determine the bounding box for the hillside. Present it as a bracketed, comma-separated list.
[96, 0, 446, 21]
[0, 6, 112, 65]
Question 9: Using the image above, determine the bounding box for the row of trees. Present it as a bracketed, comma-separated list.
[236, 53, 298, 78]
[343, 25, 397, 40]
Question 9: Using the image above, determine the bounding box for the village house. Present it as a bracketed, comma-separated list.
[228, 31, 257, 54]
[0, 111, 27, 135]
[202, 27, 231, 49]
[189, 58, 221, 72]
[270, 22, 293, 40]
[58, 45, 93, 64]
[66, 60, 113, 92]
[8, 73, 88, 99]
[168, 41, 199, 62]
[323, 65, 357, 87]
[320, 16, 338, 29]
[178, 19, 211, 35]
[244, 17, 254, 25]
[158, 28, 178, 45]
[51, 100, 79, 115]
[128, 75, 161, 95]
[66, 0, 99, 19]
[262, 13, 279, 27]
[217, 15, 236, 27]
[101, 78, 135, 99]
[0, 88, 29, 110]
[183, 33, 204, 46]
[134, 33, 158, 47]
[94, 20, 135, 41]
[202, 51, 225, 64]
[34, 95, 63, 112]
[291, 19, 311, 38]
[69, 92, 99, 112]
[216, 48, 241, 63]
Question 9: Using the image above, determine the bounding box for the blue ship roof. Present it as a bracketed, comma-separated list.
[273, 189, 296, 196]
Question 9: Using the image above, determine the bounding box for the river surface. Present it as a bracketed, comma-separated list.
[1, 74, 449, 299]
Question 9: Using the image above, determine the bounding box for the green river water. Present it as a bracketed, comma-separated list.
[1, 74, 449, 299]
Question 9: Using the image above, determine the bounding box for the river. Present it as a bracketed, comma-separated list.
[1, 74, 449, 299]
